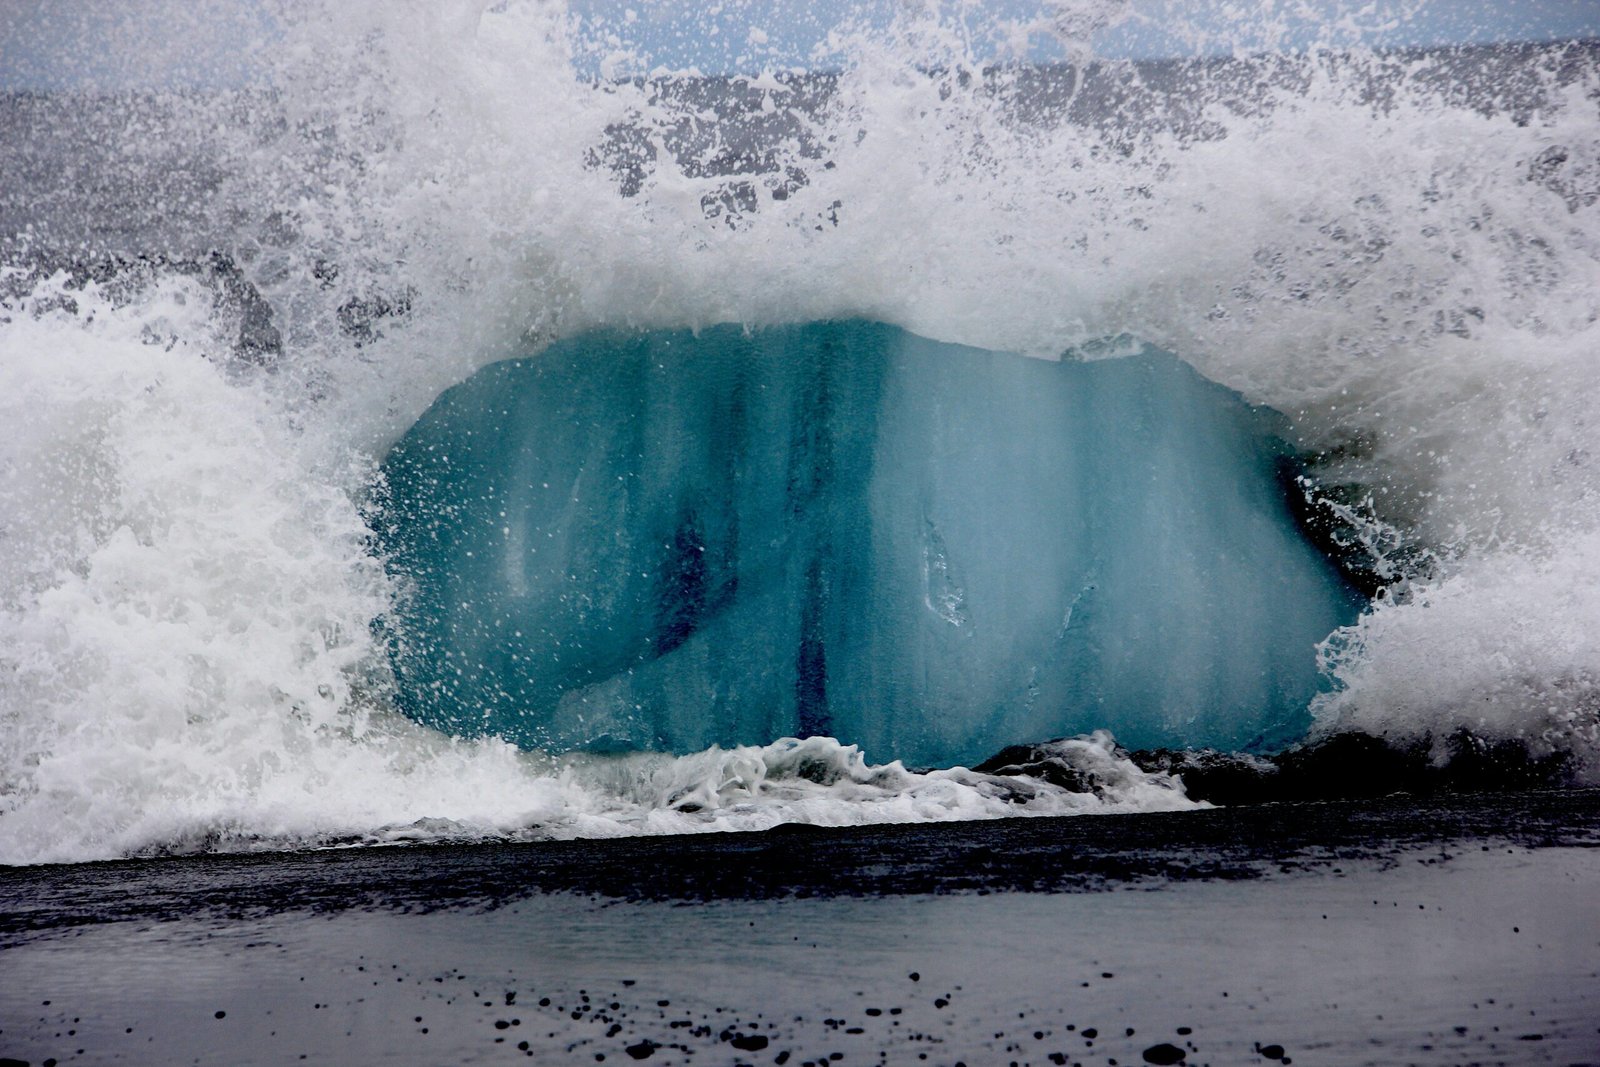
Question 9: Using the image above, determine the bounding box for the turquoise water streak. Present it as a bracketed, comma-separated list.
[378, 321, 1357, 766]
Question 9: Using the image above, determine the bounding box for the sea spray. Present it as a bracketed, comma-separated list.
[2, 1, 1598, 863]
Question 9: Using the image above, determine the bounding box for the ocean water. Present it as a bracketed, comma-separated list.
[379, 322, 1358, 765]
[2, 0, 1600, 866]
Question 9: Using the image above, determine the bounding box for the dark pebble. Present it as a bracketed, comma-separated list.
[1142, 1043, 1186, 1065]
[730, 1034, 769, 1051]
[214, 1011, 226, 1020]
[625, 1040, 659, 1060]
[1258, 1044, 1285, 1059]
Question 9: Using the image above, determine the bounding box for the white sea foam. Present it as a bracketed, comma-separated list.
[2, 0, 1598, 863]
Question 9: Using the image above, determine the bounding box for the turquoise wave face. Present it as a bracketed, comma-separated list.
[377, 320, 1359, 766]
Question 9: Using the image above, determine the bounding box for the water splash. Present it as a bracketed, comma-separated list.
[2, 0, 1598, 862]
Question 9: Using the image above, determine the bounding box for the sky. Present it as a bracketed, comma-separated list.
[1, 0, 1597, 89]
[574, 0, 1600, 72]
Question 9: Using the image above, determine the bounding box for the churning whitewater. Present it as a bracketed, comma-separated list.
[2, 0, 1598, 864]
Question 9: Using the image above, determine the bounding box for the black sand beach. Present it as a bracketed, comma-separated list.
[4, 790, 1597, 1066]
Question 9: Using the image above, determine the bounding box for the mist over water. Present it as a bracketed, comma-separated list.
[2, 0, 1598, 864]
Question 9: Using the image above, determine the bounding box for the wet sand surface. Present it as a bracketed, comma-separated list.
[2, 790, 1598, 1066]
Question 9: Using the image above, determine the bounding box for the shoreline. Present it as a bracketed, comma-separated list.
[3, 790, 1597, 1065]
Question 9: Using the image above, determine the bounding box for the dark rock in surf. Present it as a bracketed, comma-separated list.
[971, 743, 1099, 793]
[971, 729, 1579, 807]
[1125, 747, 1281, 805]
